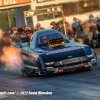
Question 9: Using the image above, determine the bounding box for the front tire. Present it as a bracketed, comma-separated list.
[21, 68, 39, 77]
[85, 67, 91, 71]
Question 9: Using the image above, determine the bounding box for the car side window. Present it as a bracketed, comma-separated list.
[30, 37, 33, 42]
[30, 34, 36, 49]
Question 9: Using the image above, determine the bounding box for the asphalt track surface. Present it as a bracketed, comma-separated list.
[0, 54, 100, 100]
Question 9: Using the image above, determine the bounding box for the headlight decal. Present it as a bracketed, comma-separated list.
[45, 62, 54, 65]
[46, 67, 53, 69]
[87, 54, 93, 57]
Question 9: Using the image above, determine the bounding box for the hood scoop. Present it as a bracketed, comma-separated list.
[47, 38, 67, 48]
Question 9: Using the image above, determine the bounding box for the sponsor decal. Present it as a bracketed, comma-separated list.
[46, 47, 84, 55]
[58, 69, 63, 72]
[85, 65, 89, 67]
[37, 0, 54, 3]
[0, 0, 30, 7]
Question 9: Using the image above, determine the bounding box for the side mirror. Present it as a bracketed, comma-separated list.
[30, 36, 33, 48]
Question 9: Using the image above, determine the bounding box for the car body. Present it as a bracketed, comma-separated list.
[12, 29, 98, 76]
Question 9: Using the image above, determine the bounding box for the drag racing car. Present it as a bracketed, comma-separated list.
[12, 29, 98, 76]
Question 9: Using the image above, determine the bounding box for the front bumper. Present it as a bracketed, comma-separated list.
[23, 60, 98, 75]
[39, 61, 98, 75]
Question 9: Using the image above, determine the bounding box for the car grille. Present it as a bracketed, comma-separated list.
[54, 56, 88, 66]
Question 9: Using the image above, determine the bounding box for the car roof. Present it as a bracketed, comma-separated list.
[35, 29, 60, 36]
[31, 29, 70, 48]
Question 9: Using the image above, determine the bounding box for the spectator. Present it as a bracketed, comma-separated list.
[96, 15, 100, 47]
[65, 22, 73, 37]
[0, 28, 2, 54]
[19, 27, 27, 43]
[84, 20, 89, 30]
[53, 22, 61, 32]
[2, 29, 6, 35]
[33, 23, 44, 32]
[24, 27, 32, 42]
[1, 29, 11, 49]
[50, 21, 56, 29]
[9, 29, 13, 36]
[12, 27, 25, 47]
[59, 24, 65, 35]
[50, 22, 61, 32]
[72, 17, 82, 38]
[11, 27, 20, 42]
[87, 14, 97, 45]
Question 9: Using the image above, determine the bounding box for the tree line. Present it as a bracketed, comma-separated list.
[0, 9, 16, 30]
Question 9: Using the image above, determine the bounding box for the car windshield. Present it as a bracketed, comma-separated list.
[38, 32, 68, 46]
